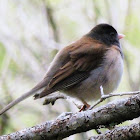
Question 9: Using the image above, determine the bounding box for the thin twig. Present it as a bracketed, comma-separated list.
[43, 93, 83, 109]
[43, 90, 140, 111]
[43, 93, 68, 105]
[89, 90, 140, 110]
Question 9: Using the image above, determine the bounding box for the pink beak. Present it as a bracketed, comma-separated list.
[118, 34, 125, 39]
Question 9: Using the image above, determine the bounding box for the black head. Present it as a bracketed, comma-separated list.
[87, 24, 120, 47]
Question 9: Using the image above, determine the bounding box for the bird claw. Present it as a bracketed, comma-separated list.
[79, 104, 90, 112]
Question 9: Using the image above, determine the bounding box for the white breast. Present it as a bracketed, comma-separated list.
[103, 47, 123, 95]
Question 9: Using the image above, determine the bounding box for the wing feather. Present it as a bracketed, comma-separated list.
[36, 37, 107, 99]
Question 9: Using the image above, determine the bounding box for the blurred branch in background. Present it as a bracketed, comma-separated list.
[44, 0, 60, 43]
[122, 0, 140, 91]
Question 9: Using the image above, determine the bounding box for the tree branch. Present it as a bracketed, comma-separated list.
[42, 93, 83, 109]
[1, 92, 140, 140]
[43, 93, 68, 105]
[89, 123, 140, 140]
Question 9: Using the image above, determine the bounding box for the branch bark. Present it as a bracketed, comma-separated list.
[1, 93, 140, 140]
[42, 93, 68, 105]
[89, 123, 140, 140]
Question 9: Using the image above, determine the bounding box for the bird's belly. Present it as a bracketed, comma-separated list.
[64, 50, 123, 102]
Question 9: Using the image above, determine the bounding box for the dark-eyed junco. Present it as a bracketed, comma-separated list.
[0, 23, 124, 115]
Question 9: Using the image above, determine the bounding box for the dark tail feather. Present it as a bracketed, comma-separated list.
[0, 78, 48, 115]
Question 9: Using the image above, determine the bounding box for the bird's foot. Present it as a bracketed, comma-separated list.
[79, 103, 90, 112]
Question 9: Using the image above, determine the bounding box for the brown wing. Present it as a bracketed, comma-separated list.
[36, 37, 107, 99]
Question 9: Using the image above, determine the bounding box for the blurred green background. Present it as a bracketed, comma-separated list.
[0, 0, 140, 139]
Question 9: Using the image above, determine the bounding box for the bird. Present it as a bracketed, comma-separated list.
[0, 23, 124, 115]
